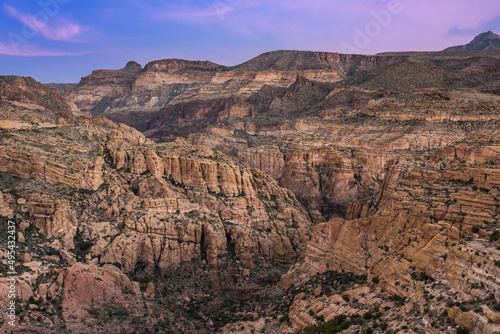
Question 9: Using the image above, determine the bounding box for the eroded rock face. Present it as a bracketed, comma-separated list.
[48, 263, 134, 320]
[188, 54, 500, 220]
[0, 191, 13, 218]
[0, 76, 81, 114]
[1, 109, 312, 271]
[64, 52, 422, 141]
[185, 52, 500, 333]
[276, 137, 500, 333]
[0, 87, 314, 333]
[2, 49, 500, 333]
[96, 138, 311, 272]
[28, 197, 78, 250]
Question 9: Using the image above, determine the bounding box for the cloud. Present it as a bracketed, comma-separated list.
[4, 4, 83, 42]
[148, 5, 241, 23]
[195, 0, 500, 53]
[152, 7, 229, 22]
[131, 0, 263, 23]
[0, 41, 85, 56]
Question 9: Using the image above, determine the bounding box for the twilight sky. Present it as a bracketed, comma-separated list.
[0, 0, 499, 83]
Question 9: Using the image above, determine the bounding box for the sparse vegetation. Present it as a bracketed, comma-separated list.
[490, 231, 500, 242]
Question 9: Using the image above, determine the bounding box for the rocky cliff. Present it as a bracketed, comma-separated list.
[64, 52, 417, 140]
[0, 79, 314, 333]
[186, 52, 500, 333]
[2, 45, 500, 333]
[0, 76, 82, 115]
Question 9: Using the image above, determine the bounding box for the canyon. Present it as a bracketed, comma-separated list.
[1, 36, 500, 333]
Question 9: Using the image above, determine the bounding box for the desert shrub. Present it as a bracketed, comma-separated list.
[279, 314, 289, 323]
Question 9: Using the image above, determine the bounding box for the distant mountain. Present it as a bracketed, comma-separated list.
[444, 31, 500, 51]
[45, 82, 77, 94]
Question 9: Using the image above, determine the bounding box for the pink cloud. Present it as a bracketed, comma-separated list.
[4, 4, 83, 42]
[150, 6, 237, 23]
[210, 0, 500, 53]
[0, 41, 86, 56]
[141, 1, 263, 23]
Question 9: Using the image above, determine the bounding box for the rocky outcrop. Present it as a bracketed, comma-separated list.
[47, 263, 135, 320]
[97, 138, 312, 272]
[0, 76, 81, 114]
[0, 75, 318, 332]
[0, 191, 13, 218]
[27, 197, 78, 250]
[277, 137, 500, 333]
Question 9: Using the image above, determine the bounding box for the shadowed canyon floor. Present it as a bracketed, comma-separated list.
[1, 46, 500, 333]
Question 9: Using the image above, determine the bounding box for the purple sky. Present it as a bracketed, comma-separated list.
[0, 0, 499, 83]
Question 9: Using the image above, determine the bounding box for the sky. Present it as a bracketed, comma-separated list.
[0, 0, 499, 83]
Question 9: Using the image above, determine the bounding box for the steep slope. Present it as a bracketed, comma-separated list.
[212, 82, 500, 334]
[64, 50, 500, 144]
[0, 76, 81, 115]
[271, 136, 500, 333]
[187, 51, 500, 334]
[190, 56, 500, 220]
[64, 52, 415, 141]
[0, 76, 314, 333]
[5, 47, 500, 333]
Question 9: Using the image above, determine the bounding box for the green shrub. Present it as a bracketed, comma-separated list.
[279, 314, 289, 323]
[363, 311, 373, 320]
[304, 314, 350, 334]
[390, 294, 406, 307]
[304, 325, 317, 334]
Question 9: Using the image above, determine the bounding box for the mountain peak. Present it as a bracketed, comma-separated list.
[125, 60, 142, 68]
[478, 31, 499, 38]
[444, 31, 500, 51]
[122, 60, 143, 73]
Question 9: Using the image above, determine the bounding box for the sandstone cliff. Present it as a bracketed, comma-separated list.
[0, 83, 313, 333]
[2, 47, 500, 333]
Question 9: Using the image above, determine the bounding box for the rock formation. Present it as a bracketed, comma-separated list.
[1, 44, 500, 333]
[0, 80, 313, 333]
